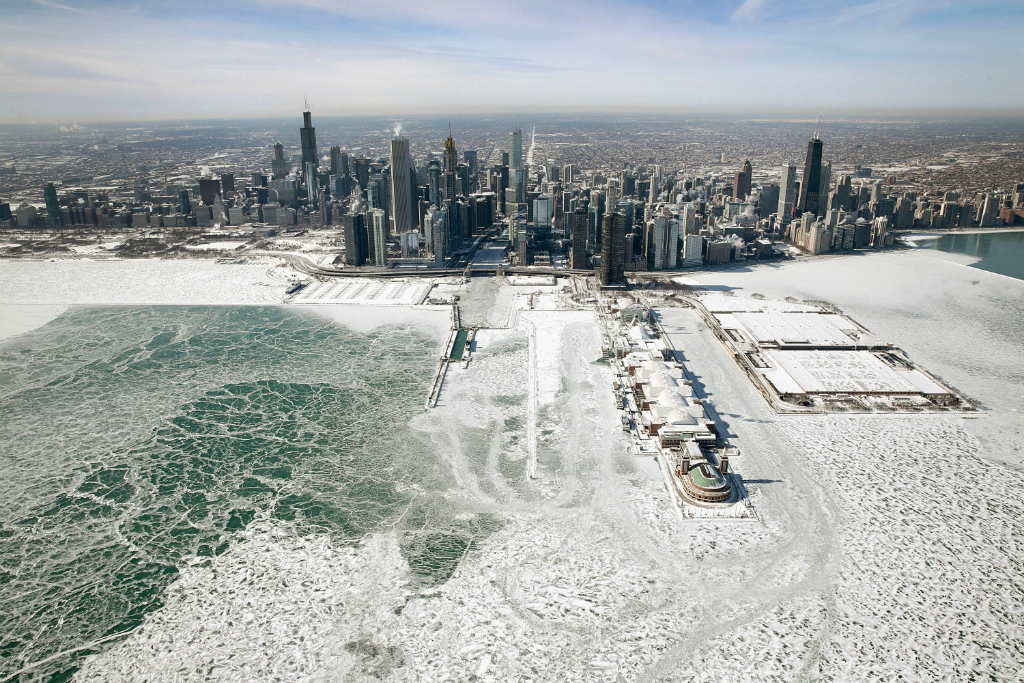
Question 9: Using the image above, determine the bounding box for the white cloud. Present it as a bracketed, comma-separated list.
[30, 0, 81, 11]
[732, 0, 766, 22]
[0, 0, 1022, 121]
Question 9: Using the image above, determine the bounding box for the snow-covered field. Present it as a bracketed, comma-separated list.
[0, 259, 288, 306]
[0, 303, 67, 341]
[183, 241, 248, 251]
[3, 251, 1023, 681]
[289, 278, 433, 306]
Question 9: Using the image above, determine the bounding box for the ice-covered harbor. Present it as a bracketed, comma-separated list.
[1, 246, 1023, 681]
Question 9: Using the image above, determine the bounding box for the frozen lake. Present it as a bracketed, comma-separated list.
[916, 229, 1024, 281]
[0, 305, 483, 681]
[0, 251, 1022, 681]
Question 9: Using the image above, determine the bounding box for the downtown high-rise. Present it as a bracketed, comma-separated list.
[390, 137, 414, 236]
[509, 127, 522, 171]
[779, 163, 797, 219]
[299, 110, 318, 170]
[798, 136, 823, 216]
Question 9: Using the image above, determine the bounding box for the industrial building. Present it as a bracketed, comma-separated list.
[696, 294, 971, 412]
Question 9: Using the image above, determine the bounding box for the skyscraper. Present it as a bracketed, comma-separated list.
[509, 127, 523, 171]
[606, 178, 620, 211]
[463, 150, 478, 190]
[367, 177, 389, 234]
[299, 109, 318, 170]
[343, 213, 367, 266]
[779, 163, 797, 219]
[427, 206, 449, 263]
[533, 194, 552, 229]
[569, 207, 588, 269]
[427, 160, 441, 207]
[199, 178, 221, 206]
[798, 135, 824, 216]
[353, 158, 370, 190]
[733, 160, 752, 200]
[831, 175, 852, 212]
[649, 165, 663, 205]
[272, 143, 288, 180]
[759, 184, 779, 219]
[682, 203, 697, 235]
[43, 183, 62, 227]
[444, 125, 458, 204]
[498, 165, 509, 215]
[305, 163, 318, 211]
[371, 209, 388, 266]
[598, 212, 626, 287]
[390, 137, 414, 236]
[512, 168, 526, 203]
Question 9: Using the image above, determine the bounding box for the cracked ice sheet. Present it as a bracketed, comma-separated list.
[75, 521, 414, 682]
[664, 416, 1024, 682]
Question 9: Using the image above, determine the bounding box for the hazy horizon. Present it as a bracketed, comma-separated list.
[4, 108, 1024, 128]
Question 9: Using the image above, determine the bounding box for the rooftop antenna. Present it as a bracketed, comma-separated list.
[304, 95, 309, 111]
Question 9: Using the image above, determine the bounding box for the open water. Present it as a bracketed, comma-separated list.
[918, 230, 1024, 281]
[0, 306, 491, 681]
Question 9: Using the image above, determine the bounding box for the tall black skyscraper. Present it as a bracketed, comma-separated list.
[300, 109, 318, 170]
[733, 160, 752, 200]
[569, 206, 588, 269]
[43, 182, 62, 227]
[343, 213, 367, 266]
[798, 135, 823, 216]
[598, 212, 626, 286]
[444, 125, 458, 203]
[390, 137, 414, 236]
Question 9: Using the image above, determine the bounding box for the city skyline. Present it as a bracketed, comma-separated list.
[2, 0, 1023, 123]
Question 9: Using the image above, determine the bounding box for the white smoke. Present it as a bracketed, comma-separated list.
[392, 123, 403, 137]
[348, 185, 366, 214]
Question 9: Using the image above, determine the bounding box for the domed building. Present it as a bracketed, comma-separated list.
[675, 442, 733, 505]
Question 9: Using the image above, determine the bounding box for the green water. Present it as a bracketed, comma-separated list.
[0, 306, 493, 681]
[918, 230, 1024, 281]
[450, 329, 470, 361]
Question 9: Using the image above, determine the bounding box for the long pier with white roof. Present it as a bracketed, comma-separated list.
[601, 296, 754, 520]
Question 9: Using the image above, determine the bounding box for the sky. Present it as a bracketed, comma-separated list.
[1, 0, 1022, 123]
